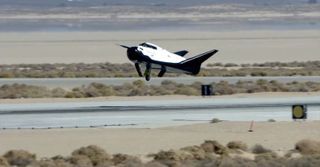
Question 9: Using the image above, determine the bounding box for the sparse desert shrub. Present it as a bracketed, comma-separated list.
[115, 158, 143, 167]
[64, 91, 85, 98]
[1, 78, 320, 98]
[149, 85, 173, 95]
[251, 71, 267, 76]
[267, 119, 276, 122]
[151, 149, 193, 162]
[52, 159, 73, 167]
[180, 146, 207, 160]
[5, 140, 320, 167]
[112, 154, 131, 165]
[213, 81, 236, 95]
[174, 159, 201, 167]
[224, 63, 239, 67]
[2, 61, 320, 78]
[149, 150, 190, 167]
[37, 158, 73, 167]
[69, 155, 93, 167]
[174, 86, 199, 96]
[0, 84, 51, 98]
[83, 82, 115, 97]
[0, 156, 10, 167]
[0, 72, 15, 78]
[145, 161, 167, 167]
[254, 152, 279, 161]
[286, 154, 320, 167]
[210, 118, 222, 123]
[112, 154, 141, 166]
[207, 62, 223, 67]
[219, 157, 257, 167]
[3, 150, 36, 167]
[227, 141, 248, 151]
[36, 159, 56, 167]
[255, 154, 287, 167]
[251, 144, 272, 154]
[200, 140, 228, 155]
[284, 150, 302, 159]
[180, 155, 221, 167]
[295, 139, 320, 155]
[51, 87, 67, 97]
[71, 145, 112, 166]
[51, 155, 65, 161]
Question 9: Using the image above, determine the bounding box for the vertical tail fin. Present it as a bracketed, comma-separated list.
[174, 50, 188, 57]
[179, 49, 218, 75]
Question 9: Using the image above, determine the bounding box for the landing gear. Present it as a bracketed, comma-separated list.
[145, 73, 150, 81]
[158, 65, 166, 77]
[135, 63, 143, 77]
[144, 63, 151, 81]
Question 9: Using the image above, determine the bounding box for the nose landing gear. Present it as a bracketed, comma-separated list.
[144, 63, 151, 81]
[135, 63, 143, 77]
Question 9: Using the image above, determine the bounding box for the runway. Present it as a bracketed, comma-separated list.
[0, 96, 320, 129]
[1, 76, 320, 88]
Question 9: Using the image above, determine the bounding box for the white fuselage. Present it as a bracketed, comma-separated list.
[137, 43, 186, 63]
[122, 42, 218, 80]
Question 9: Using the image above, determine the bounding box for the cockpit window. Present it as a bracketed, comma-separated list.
[139, 43, 157, 50]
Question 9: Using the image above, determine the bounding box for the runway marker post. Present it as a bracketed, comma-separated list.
[248, 120, 254, 132]
[201, 85, 212, 96]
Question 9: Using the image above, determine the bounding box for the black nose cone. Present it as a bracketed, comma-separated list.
[127, 47, 140, 62]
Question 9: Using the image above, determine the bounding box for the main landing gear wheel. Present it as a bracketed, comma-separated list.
[145, 74, 151, 81]
[144, 63, 151, 81]
[144, 70, 151, 81]
[158, 66, 166, 77]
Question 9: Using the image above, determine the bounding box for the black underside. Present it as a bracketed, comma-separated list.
[128, 47, 218, 76]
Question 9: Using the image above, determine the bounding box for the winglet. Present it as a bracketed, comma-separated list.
[179, 49, 218, 75]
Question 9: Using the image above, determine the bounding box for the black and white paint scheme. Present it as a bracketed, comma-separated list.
[120, 43, 218, 81]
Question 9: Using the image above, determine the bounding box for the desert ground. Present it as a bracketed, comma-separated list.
[0, 92, 319, 158]
[0, 30, 319, 64]
[0, 120, 319, 158]
[1, 1, 320, 165]
[0, 29, 319, 161]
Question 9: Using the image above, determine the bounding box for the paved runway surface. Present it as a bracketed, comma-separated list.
[1, 76, 320, 88]
[0, 96, 319, 129]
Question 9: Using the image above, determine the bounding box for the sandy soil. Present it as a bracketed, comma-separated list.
[0, 92, 320, 104]
[0, 30, 319, 64]
[0, 28, 319, 159]
[0, 93, 319, 158]
[0, 121, 319, 158]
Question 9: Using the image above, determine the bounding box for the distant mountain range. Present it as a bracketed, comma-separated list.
[0, 0, 318, 31]
[0, 0, 315, 8]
